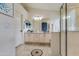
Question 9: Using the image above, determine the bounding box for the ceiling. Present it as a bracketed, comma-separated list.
[22, 3, 62, 20]
[21, 3, 79, 20]
[22, 3, 62, 12]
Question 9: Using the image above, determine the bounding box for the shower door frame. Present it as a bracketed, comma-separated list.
[60, 3, 67, 56]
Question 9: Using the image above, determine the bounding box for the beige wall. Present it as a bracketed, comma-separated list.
[14, 3, 28, 46]
[0, 13, 16, 56]
[67, 32, 79, 56]
[0, 3, 28, 56]
[51, 32, 60, 56]
[61, 32, 66, 56]
[61, 32, 79, 56]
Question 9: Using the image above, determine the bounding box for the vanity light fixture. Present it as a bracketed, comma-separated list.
[33, 16, 43, 20]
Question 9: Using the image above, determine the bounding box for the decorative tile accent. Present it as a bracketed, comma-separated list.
[0, 3, 14, 17]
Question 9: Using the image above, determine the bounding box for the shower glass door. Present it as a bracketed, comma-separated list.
[67, 3, 79, 56]
[60, 3, 79, 56]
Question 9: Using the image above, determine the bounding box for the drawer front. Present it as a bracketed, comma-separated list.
[24, 33, 51, 44]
